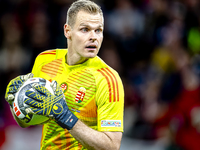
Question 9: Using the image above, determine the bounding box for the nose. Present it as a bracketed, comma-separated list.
[89, 30, 97, 42]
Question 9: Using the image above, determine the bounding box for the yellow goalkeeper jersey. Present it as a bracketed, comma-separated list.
[31, 49, 124, 150]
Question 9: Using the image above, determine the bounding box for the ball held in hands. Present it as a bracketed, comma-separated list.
[25, 80, 78, 130]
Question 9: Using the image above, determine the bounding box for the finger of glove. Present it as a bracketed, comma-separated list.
[6, 84, 21, 95]
[12, 76, 24, 85]
[5, 83, 21, 101]
[26, 85, 58, 106]
[24, 101, 50, 116]
[9, 73, 34, 88]
[5, 94, 14, 107]
[26, 106, 44, 115]
[21, 73, 34, 82]
[6, 94, 15, 101]
[31, 107, 51, 117]
[5, 74, 30, 98]
[5, 73, 34, 102]
[25, 107, 34, 114]
[24, 98, 43, 108]
[32, 83, 52, 96]
[51, 80, 63, 96]
[6, 76, 23, 95]
[25, 89, 46, 102]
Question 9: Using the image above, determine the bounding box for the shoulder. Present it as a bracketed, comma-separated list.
[92, 57, 124, 104]
[88, 56, 121, 83]
[37, 49, 67, 59]
[88, 56, 114, 71]
[35, 49, 67, 64]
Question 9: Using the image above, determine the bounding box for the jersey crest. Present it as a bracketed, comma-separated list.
[60, 82, 68, 93]
[75, 87, 86, 103]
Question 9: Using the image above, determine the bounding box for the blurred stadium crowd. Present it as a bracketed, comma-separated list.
[0, 0, 200, 149]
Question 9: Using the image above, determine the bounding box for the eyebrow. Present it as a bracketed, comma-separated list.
[80, 23, 103, 28]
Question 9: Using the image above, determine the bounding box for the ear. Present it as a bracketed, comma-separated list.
[64, 24, 71, 39]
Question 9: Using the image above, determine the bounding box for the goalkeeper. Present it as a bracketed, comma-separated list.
[5, 0, 124, 149]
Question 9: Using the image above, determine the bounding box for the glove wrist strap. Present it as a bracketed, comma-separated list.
[57, 111, 78, 130]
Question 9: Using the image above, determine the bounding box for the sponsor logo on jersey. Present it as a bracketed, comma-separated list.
[75, 87, 86, 103]
[101, 120, 121, 127]
[60, 82, 68, 93]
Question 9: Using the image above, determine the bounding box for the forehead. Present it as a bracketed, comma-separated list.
[74, 11, 104, 28]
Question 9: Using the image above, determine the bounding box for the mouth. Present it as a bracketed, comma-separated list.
[85, 44, 97, 51]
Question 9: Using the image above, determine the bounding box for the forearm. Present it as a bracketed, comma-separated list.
[69, 120, 122, 150]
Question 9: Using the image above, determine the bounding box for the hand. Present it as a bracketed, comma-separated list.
[5, 73, 34, 108]
[24, 80, 78, 130]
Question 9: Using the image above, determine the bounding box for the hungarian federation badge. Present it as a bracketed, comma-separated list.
[75, 87, 86, 103]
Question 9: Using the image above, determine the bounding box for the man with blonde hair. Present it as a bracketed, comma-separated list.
[5, 0, 124, 149]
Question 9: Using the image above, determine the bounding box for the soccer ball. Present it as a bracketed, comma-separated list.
[13, 77, 54, 125]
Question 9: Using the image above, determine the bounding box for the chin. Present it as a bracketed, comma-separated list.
[85, 53, 97, 58]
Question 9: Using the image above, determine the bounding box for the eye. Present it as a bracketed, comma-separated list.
[96, 28, 102, 33]
[81, 28, 89, 32]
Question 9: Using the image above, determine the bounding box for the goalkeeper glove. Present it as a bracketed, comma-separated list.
[5, 73, 34, 108]
[24, 80, 78, 130]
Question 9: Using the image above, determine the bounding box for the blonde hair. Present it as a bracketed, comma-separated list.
[67, 0, 103, 27]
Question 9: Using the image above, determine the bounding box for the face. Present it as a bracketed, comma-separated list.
[64, 11, 104, 65]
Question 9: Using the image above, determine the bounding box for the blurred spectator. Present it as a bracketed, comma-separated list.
[0, 13, 32, 73]
[29, 9, 51, 67]
[153, 48, 200, 150]
[145, 13, 200, 150]
[105, 0, 145, 69]
[187, 13, 200, 54]
[106, 0, 144, 38]
[144, 0, 169, 46]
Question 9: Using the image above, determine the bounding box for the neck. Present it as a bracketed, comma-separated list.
[66, 53, 88, 66]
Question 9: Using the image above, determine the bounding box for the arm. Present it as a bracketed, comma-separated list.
[69, 120, 122, 150]
[24, 81, 123, 149]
